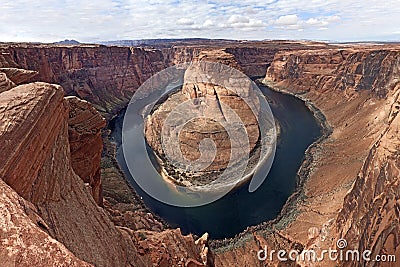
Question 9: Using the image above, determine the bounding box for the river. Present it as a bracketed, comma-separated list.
[110, 81, 322, 239]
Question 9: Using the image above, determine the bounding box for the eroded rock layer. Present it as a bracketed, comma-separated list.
[214, 45, 400, 266]
[0, 70, 209, 266]
[145, 51, 260, 186]
[67, 96, 106, 205]
[0, 45, 167, 118]
[0, 178, 92, 267]
[1, 41, 400, 267]
[0, 82, 136, 266]
[0, 41, 317, 118]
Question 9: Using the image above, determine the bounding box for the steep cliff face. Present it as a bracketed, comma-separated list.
[266, 48, 400, 97]
[259, 46, 400, 266]
[161, 46, 202, 66]
[225, 41, 331, 77]
[0, 45, 167, 118]
[0, 82, 142, 267]
[67, 96, 106, 205]
[335, 82, 400, 266]
[0, 42, 317, 119]
[225, 46, 276, 77]
[0, 69, 209, 266]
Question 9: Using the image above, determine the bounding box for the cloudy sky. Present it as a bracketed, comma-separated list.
[0, 0, 399, 42]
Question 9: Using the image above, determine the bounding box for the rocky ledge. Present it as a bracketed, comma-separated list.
[215, 45, 400, 266]
[0, 69, 211, 266]
[145, 51, 261, 187]
[1, 41, 400, 267]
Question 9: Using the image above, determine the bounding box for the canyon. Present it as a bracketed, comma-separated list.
[0, 40, 399, 266]
[144, 52, 264, 187]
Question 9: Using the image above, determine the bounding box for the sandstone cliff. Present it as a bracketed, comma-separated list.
[145, 50, 260, 186]
[0, 178, 92, 267]
[250, 45, 399, 266]
[0, 68, 209, 266]
[0, 42, 315, 119]
[266, 48, 400, 97]
[335, 83, 400, 265]
[67, 96, 106, 205]
[2, 41, 399, 267]
[0, 45, 167, 118]
[0, 82, 142, 266]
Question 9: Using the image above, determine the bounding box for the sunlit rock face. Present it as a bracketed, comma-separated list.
[67, 96, 106, 206]
[0, 82, 135, 266]
[145, 53, 261, 187]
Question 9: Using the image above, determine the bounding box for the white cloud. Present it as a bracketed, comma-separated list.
[274, 14, 342, 32]
[222, 15, 266, 29]
[0, 0, 398, 42]
[177, 18, 195, 25]
[327, 15, 341, 23]
[275, 14, 299, 26]
[228, 15, 250, 24]
[305, 18, 321, 26]
[203, 19, 214, 28]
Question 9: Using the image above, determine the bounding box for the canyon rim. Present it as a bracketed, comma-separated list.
[0, 39, 399, 266]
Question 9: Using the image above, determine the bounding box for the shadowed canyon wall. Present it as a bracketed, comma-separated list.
[0, 42, 316, 118]
[261, 46, 399, 267]
[0, 68, 208, 267]
[0, 42, 399, 266]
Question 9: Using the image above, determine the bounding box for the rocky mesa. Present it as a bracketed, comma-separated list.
[144, 51, 262, 187]
[1, 41, 399, 267]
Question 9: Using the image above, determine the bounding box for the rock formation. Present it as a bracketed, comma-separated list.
[0, 71, 14, 92]
[266, 48, 400, 96]
[0, 178, 92, 267]
[144, 51, 260, 187]
[67, 96, 106, 205]
[0, 67, 37, 92]
[0, 45, 167, 118]
[1, 41, 399, 267]
[0, 82, 140, 266]
[0, 67, 38, 84]
[212, 45, 400, 267]
[0, 41, 313, 118]
[0, 74, 208, 266]
[336, 82, 400, 265]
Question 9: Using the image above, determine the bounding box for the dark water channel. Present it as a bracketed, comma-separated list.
[110, 81, 322, 239]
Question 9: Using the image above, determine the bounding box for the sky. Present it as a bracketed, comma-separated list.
[0, 0, 399, 43]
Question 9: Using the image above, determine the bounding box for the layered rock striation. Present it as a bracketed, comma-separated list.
[67, 96, 106, 205]
[267, 48, 400, 97]
[214, 45, 400, 266]
[0, 45, 167, 118]
[1, 41, 399, 267]
[0, 82, 137, 266]
[0, 67, 210, 266]
[144, 51, 261, 187]
[0, 41, 316, 119]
